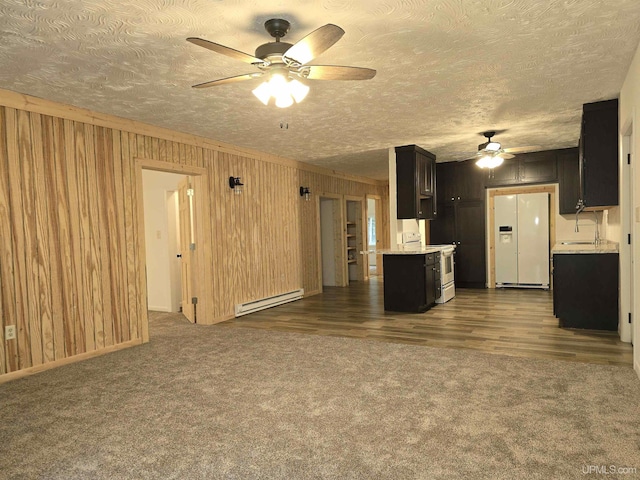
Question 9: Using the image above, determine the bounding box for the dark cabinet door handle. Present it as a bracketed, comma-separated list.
[177, 254, 182, 258]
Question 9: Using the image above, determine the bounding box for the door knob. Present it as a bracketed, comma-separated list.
[177, 254, 182, 258]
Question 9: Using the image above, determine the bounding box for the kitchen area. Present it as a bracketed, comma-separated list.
[367, 98, 630, 344]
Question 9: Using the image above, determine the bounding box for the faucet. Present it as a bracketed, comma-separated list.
[593, 211, 601, 245]
[575, 200, 585, 232]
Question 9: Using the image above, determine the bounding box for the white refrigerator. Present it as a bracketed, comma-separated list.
[494, 193, 550, 288]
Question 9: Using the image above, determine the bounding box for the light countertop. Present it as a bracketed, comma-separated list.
[551, 241, 618, 254]
[361, 245, 454, 255]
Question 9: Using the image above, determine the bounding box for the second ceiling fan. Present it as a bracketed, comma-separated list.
[472, 131, 539, 168]
[187, 18, 377, 108]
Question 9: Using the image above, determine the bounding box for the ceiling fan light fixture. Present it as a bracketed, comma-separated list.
[252, 82, 272, 105]
[485, 141, 501, 152]
[289, 79, 310, 103]
[252, 71, 309, 108]
[476, 154, 504, 169]
[275, 92, 294, 108]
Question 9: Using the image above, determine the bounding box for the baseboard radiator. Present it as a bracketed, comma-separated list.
[234, 289, 304, 317]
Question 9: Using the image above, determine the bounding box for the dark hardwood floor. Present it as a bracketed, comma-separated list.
[218, 278, 633, 366]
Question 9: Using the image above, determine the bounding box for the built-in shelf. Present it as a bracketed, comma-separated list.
[346, 199, 363, 283]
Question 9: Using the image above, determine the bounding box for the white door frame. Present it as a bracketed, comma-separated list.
[620, 123, 634, 344]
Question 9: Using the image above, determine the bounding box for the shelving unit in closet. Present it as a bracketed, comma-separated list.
[345, 199, 364, 283]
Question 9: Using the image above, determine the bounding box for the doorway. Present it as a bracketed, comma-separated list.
[141, 170, 188, 313]
[366, 196, 382, 277]
[138, 159, 209, 329]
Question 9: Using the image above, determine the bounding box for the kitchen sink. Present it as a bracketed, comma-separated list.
[560, 241, 596, 245]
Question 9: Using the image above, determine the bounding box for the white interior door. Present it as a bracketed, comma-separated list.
[517, 193, 550, 286]
[495, 195, 518, 284]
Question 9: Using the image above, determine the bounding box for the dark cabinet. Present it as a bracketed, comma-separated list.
[557, 147, 580, 214]
[396, 145, 436, 220]
[486, 150, 558, 186]
[431, 160, 486, 288]
[454, 200, 486, 288]
[579, 99, 619, 208]
[430, 204, 486, 289]
[553, 253, 619, 330]
[437, 159, 485, 203]
[383, 252, 441, 312]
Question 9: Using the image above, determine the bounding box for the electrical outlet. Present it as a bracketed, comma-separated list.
[5, 325, 16, 340]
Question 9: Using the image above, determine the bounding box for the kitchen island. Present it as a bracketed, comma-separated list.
[551, 241, 619, 330]
[364, 247, 442, 313]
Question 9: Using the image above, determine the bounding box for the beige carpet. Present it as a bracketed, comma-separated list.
[1, 311, 639, 479]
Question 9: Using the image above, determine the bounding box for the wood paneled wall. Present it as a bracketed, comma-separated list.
[0, 91, 388, 380]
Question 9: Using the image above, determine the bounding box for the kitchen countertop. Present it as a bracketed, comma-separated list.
[361, 245, 454, 255]
[551, 241, 618, 254]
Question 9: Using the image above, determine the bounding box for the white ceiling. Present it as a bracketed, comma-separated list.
[1, 0, 639, 180]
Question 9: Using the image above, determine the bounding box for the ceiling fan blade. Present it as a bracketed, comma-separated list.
[192, 72, 263, 89]
[283, 24, 345, 65]
[187, 37, 264, 65]
[503, 145, 541, 154]
[498, 152, 515, 160]
[301, 65, 376, 81]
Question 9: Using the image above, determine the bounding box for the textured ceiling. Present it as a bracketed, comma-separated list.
[1, 0, 639, 180]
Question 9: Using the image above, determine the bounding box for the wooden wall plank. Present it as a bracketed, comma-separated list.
[122, 132, 139, 341]
[74, 121, 95, 353]
[95, 127, 115, 347]
[5, 108, 31, 369]
[84, 124, 106, 351]
[0, 107, 16, 373]
[50, 116, 76, 356]
[17, 109, 43, 366]
[111, 129, 129, 343]
[33, 113, 58, 363]
[63, 120, 86, 354]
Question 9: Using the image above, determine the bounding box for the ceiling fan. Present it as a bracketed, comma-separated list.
[471, 131, 540, 168]
[187, 18, 377, 108]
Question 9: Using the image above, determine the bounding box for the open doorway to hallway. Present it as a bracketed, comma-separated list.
[366, 195, 382, 277]
[141, 170, 187, 314]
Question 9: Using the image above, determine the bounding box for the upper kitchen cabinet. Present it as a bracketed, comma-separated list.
[557, 147, 580, 214]
[436, 159, 485, 203]
[396, 145, 437, 220]
[579, 99, 619, 208]
[485, 150, 558, 187]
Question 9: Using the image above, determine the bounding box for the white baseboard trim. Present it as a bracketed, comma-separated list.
[635, 359, 640, 381]
[148, 305, 171, 312]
